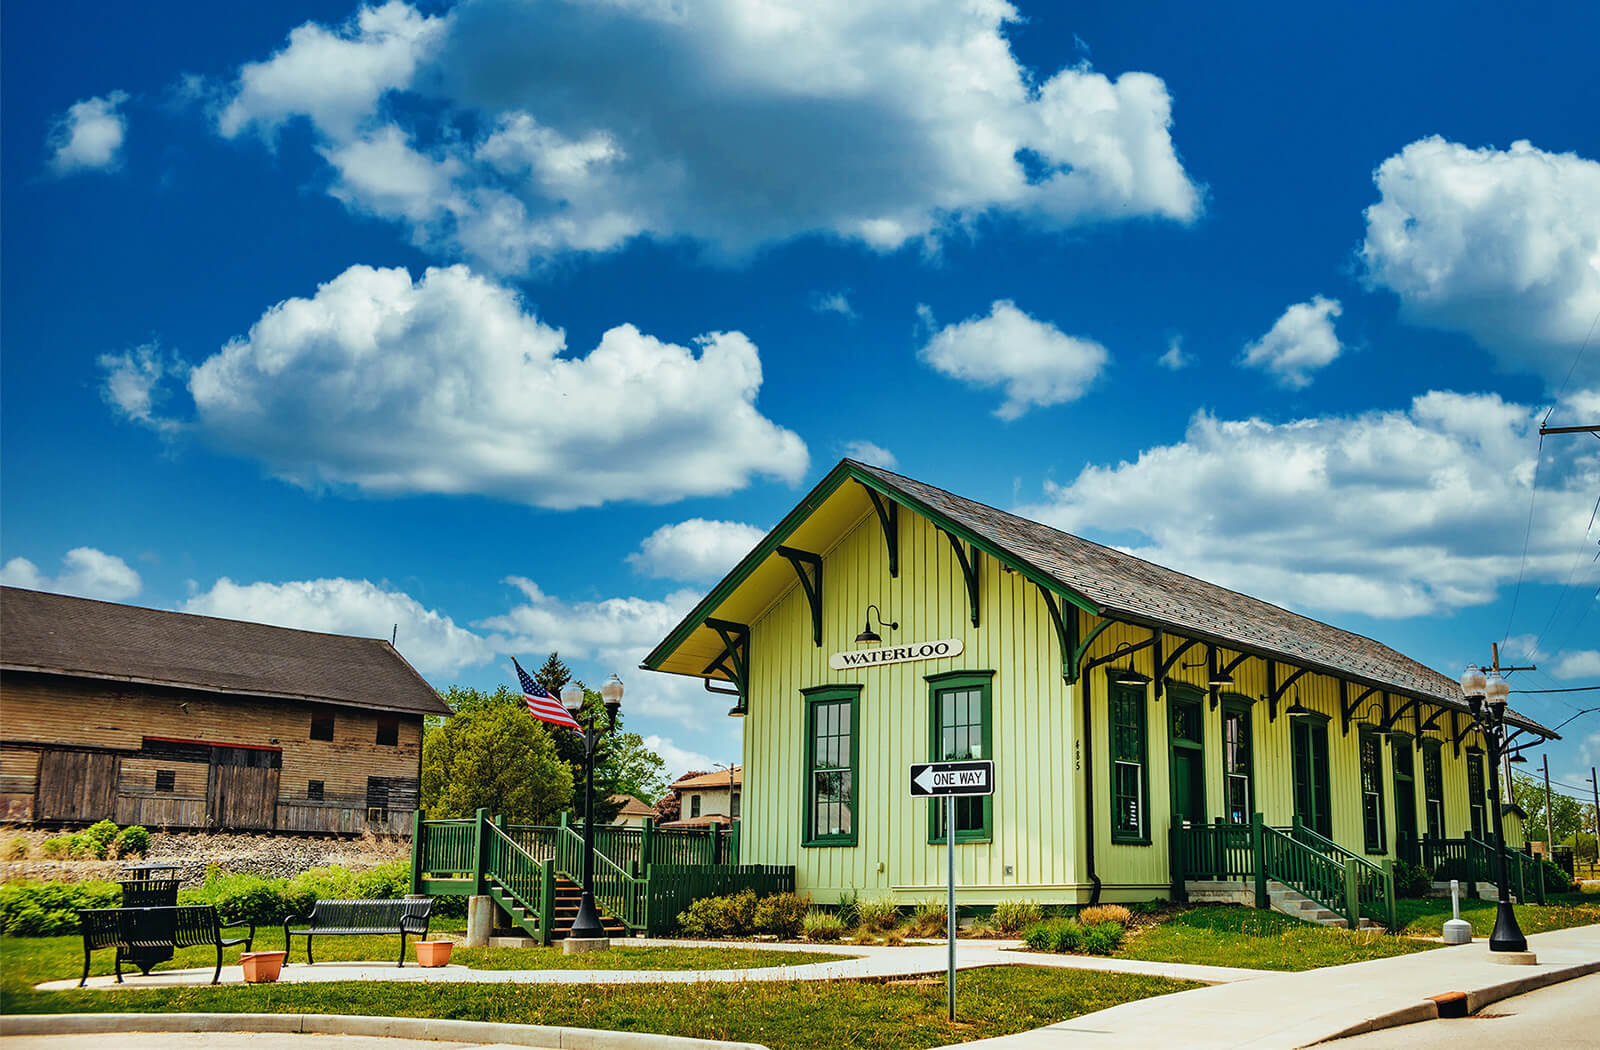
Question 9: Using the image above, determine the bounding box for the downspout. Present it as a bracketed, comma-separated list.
[1081, 669, 1101, 905]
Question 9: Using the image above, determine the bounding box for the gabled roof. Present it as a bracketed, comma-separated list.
[1, 586, 453, 717]
[644, 460, 1554, 738]
[672, 766, 742, 791]
[609, 794, 656, 818]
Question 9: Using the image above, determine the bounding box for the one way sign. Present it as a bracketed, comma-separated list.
[910, 760, 994, 797]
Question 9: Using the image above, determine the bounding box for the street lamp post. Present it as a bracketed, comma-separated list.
[1459, 665, 1528, 954]
[562, 673, 624, 946]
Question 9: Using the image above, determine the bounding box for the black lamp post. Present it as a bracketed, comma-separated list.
[561, 672, 624, 942]
[1460, 665, 1527, 954]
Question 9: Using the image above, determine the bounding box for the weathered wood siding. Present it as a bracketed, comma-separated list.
[0, 671, 422, 833]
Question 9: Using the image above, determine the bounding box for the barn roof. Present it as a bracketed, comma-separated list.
[0, 586, 453, 717]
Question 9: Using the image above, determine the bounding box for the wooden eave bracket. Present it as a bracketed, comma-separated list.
[1385, 697, 1419, 740]
[1450, 711, 1476, 758]
[1266, 661, 1311, 721]
[1155, 635, 1200, 701]
[1339, 682, 1381, 736]
[702, 618, 750, 711]
[1071, 618, 1119, 679]
[861, 485, 899, 578]
[1082, 634, 1155, 675]
[939, 529, 981, 627]
[775, 546, 823, 647]
[1038, 584, 1079, 683]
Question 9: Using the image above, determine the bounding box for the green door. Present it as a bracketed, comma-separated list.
[1392, 739, 1419, 864]
[1170, 697, 1205, 827]
[1292, 718, 1333, 838]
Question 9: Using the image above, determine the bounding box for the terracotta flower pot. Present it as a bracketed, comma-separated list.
[240, 951, 286, 983]
[415, 940, 454, 968]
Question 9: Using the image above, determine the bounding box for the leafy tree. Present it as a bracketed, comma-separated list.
[421, 695, 573, 823]
[595, 732, 669, 812]
[1510, 774, 1592, 845]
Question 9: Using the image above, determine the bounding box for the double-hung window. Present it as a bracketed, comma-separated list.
[1221, 700, 1254, 824]
[1108, 678, 1149, 844]
[1359, 725, 1386, 853]
[927, 671, 994, 843]
[802, 685, 860, 846]
[1421, 741, 1445, 839]
[1467, 751, 1488, 839]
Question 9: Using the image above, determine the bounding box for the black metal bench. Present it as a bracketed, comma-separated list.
[282, 898, 432, 967]
[78, 905, 254, 986]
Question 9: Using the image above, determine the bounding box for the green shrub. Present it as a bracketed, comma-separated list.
[991, 899, 1043, 934]
[180, 871, 291, 926]
[855, 896, 899, 931]
[112, 825, 150, 859]
[4, 836, 29, 860]
[0, 880, 120, 935]
[802, 909, 846, 941]
[68, 835, 102, 860]
[1079, 920, 1125, 954]
[40, 836, 72, 859]
[1078, 904, 1132, 926]
[908, 899, 947, 937]
[834, 889, 859, 929]
[84, 820, 119, 851]
[1392, 860, 1432, 898]
[1022, 917, 1082, 952]
[753, 892, 810, 938]
[354, 859, 412, 900]
[1539, 858, 1574, 894]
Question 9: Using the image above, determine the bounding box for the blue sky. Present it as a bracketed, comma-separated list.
[3, 1, 1597, 795]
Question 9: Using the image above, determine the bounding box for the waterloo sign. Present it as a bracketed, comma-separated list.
[829, 638, 963, 671]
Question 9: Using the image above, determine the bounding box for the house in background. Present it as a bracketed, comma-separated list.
[643, 460, 1556, 909]
[0, 587, 453, 835]
[659, 766, 741, 828]
[609, 794, 656, 828]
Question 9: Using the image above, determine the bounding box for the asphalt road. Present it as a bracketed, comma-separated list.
[1323, 972, 1600, 1050]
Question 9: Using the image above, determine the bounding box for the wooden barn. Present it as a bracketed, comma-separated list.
[0, 586, 452, 835]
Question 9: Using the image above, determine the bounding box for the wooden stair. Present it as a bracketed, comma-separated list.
[487, 873, 627, 942]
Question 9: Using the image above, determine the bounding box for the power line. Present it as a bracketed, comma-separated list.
[1511, 686, 1600, 694]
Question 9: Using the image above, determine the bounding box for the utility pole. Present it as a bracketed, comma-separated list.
[1489, 643, 1536, 795]
[1538, 424, 1599, 436]
[1591, 769, 1600, 878]
[1543, 754, 1554, 856]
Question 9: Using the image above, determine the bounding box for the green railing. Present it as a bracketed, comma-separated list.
[555, 823, 646, 931]
[410, 815, 477, 894]
[1172, 819, 1256, 881]
[485, 821, 555, 944]
[642, 865, 796, 936]
[1423, 836, 1546, 905]
[1261, 823, 1352, 922]
[1289, 821, 1396, 928]
[501, 817, 730, 874]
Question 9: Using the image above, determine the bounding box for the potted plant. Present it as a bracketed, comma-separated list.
[415, 940, 454, 967]
[240, 951, 286, 983]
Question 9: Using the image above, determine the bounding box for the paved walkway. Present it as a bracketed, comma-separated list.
[937, 924, 1600, 1050]
[37, 937, 1266, 992]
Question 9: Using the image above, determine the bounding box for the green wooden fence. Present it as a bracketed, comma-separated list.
[1422, 835, 1546, 905]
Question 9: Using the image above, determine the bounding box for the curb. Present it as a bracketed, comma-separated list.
[1309, 956, 1600, 1045]
[0, 1012, 771, 1049]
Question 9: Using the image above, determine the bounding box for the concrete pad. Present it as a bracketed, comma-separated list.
[563, 937, 611, 954]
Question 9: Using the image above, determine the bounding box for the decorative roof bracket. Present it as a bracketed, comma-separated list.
[775, 546, 823, 647]
[1038, 583, 1079, 683]
[940, 528, 981, 628]
[1340, 683, 1381, 736]
[702, 617, 750, 713]
[1156, 635, 1199, 701]
[862, 485, 899, 578]
[1266, 662, 1311, 721]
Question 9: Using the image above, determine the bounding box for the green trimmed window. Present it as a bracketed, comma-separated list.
[1467, 750, 1487, 839]
[803, 685, 861, 846]
[1359, 726, 1386, 853]
[1421, 740, 1444, 839]
[1108, 679, 1149, 844]
[1221, 699, 1254, 825]
[927, 670, 994, 843]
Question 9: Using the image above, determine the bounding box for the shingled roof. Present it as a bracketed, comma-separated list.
[847, 462, 1553, 737]
[0, 587, 453, 717]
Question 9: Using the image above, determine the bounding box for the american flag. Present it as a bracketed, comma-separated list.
[513, 657, 582, 732]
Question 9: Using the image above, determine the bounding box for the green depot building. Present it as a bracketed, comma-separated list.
[644, 459, 1553, 917]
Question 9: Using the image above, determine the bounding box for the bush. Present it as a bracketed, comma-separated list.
[834, 890, 860, 929]
[354, 859, 411, 900]
[1392, 860, 1432, 899]
[1022, 917, 1081, 952]
[1079, 920, 1125, 954]
[4, 836, 29, 860]
[83, 820, 119, 854]
[855, 896, 899, 931]
[753, 892, 810, 938]
[112, 825, 150, 859]
[180, 871, 291, 926]
[677, 889, 760, 937]
[1539, 858, 1574, 894]
[803, 909, 846, 941]
[1078, 904, 1132, 926]
[908, 899, 947, 937]
[991, 899, 1043, 934]
[40, 836, 72, 859]
[0, 880, 120, 935]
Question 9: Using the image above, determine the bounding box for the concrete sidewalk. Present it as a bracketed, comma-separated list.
[38, 938, 1265, 992]
[940, 924, 1600, 1050]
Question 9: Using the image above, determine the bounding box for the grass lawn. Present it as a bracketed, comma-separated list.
[1393, 894, 1600, 938]
[0, 933, 1199, 1050]
[1111, 906, 1435, 972]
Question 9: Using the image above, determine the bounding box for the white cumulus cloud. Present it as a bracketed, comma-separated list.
[1018, 391, 1599, 619]
[842, 441, 896, 468]
[183, 576, 493, 676]
[213, 1, 1201, 268]
[0, 548, 142, 602]
[1361, 137, 1600, 390]
[643, 735, 719, 784]
[103, 263, 807, 509]
[813, 293, 856, 319]
[47, 91, 129, 174]
[1157, 336, 1189, 371]
[627, 519, 767, 583]
[1551, 650, 1600, 680]
[1240, 296, 1343, 388]
[918, 300, 1109, 420]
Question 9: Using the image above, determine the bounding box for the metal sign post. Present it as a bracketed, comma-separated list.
[910, 759, 994, 1024]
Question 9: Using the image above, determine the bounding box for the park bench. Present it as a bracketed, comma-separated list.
[282, 898, 433, 967]
[78, 905, 254, 986]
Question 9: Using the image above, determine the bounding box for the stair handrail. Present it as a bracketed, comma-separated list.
[556, 822, 645, 931]
[1290, 822, 1395, 928]
[484, 821, 553, 942]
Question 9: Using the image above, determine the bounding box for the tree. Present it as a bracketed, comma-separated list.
[1510, 774, 1591, 845]
[421, 689, 573, 822]
[595, 732, 669, 810]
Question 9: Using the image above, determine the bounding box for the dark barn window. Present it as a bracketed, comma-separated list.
[375, 716, 399, 746]
[307, 780, 324, 801]
[310, 714, 334, 741]
[154, 770, 175, 793]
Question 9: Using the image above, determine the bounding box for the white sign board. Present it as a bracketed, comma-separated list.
[910, 760, 994, 797]
[829, 638, 963, 671]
